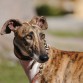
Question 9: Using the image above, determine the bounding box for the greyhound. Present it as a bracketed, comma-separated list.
[1, 16, 83, 83]
[0, 16, 49, 83]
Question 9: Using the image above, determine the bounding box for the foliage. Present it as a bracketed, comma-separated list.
[36, 5, 69, 16]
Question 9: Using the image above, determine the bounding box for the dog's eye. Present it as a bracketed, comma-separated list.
[26, 35, 32, 40]
[40, 33, 45, 39]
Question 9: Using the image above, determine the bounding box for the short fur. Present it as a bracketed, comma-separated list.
[39, 47, 83, 83]
[1, 16, 83, 83]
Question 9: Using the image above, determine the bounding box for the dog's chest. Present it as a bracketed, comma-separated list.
[29, 60, 41, 80]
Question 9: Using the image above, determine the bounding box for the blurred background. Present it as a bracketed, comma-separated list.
[0, 0, 83, 83]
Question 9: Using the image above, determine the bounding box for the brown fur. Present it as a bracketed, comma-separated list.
[1, 16, 83, 83]
[39, 47, 83, 83]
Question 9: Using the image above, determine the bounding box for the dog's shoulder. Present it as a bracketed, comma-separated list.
[40, 47, 83, 83]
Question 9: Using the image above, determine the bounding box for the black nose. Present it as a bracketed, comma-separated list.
[39, 55, 49, 62]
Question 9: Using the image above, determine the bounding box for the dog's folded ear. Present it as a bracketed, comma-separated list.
[30, 16, 48, 30]
[0, 19, 22, 35]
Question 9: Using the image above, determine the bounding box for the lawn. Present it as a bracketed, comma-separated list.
[0, 58, 29, 83]
[48, 30, 83, 38]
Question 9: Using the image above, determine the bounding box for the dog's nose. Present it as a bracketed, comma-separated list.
[39, 55, 49, 62]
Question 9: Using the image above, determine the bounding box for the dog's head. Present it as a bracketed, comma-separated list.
[0, 16, 49, 63]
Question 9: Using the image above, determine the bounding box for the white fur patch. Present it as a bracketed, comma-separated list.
[35, 80, 40, 83]
[29, 60, 40, 80]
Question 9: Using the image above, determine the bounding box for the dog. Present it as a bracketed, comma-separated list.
[1, 16, 83, 83]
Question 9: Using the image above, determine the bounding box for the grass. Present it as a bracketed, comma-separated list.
[48, 30, 83, 38]
[0, 58, 29, 83]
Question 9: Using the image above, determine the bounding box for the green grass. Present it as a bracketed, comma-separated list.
[48, 30, 83, 38]
[0, 59, 29, 83]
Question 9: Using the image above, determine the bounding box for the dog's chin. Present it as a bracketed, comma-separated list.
[38, 60, 47, 63]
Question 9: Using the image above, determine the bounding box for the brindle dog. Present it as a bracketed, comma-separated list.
[1, 16, 83, 83]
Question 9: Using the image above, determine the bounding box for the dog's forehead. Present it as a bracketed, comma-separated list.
[16, 23, 43, 38]
[22, 23, 42, 33]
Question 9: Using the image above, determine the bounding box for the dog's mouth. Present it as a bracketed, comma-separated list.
[14, 41, 49, 63]
[15, 45, 48, 63]
[24, 45, 49, 63]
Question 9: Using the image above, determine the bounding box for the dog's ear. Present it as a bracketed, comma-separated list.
[30, 16, 48, 30]
[0, 19, 22, 35]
